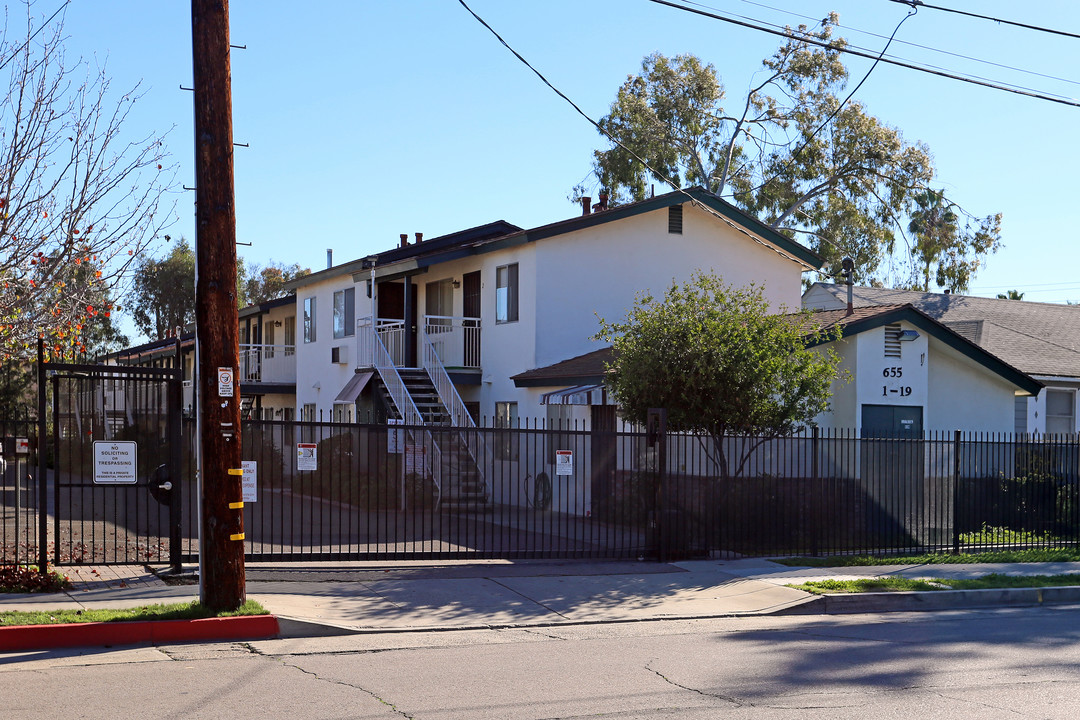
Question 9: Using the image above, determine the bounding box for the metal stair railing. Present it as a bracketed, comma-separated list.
[358, 317, 443, 505]
[421, 325, 490, 501]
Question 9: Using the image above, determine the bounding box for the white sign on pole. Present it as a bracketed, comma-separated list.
[387, 418, 404, 454]
[15, 438, 29, 455]
[241, 460, 257, 502]
[217, 367, 234, 397]
[93, 441, 138, 484]
[555, 449, 573, 476]
[297, 442, 317, 471]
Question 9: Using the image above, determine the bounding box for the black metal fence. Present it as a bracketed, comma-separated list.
[5, 405, 1080, 565]
[165, 421, 1080, 562]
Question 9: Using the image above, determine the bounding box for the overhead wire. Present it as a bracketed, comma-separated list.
[886, 0, 1080, 41]
[647, 0, 1080, 108]
[709, 0, 1080, 88]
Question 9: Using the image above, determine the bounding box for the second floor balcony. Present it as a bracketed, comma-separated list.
[239, 343, 297, 384]
[357, 316, 481, 371]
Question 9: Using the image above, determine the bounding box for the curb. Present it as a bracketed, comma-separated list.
[0, 615, 280, 653]
[783, 586, 1080, 614]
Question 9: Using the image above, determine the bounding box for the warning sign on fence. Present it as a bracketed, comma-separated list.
[555, 449, 573, 476]
[297, 443, 317, 471]
[93, 441, 138, 484]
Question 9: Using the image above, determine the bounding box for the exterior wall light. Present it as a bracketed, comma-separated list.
[898, 329, 920, 342]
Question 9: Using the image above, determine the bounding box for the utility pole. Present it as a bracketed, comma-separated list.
[191, 0, 245, 611]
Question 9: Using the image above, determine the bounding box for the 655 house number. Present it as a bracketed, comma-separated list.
[882, 367, 912, 396]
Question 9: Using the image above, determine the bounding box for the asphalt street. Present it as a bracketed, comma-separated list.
[4, 605, 1079, 719]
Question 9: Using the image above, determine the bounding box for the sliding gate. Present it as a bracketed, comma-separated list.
[42, 352, 182, 569]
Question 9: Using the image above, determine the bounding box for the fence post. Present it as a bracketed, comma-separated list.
[36, 339, 48, 572]
[647, 408, 667, 562]
[952, 429, 961, 555]
[168, 335, 184, 573]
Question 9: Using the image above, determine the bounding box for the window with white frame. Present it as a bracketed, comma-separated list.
[303, 297, 316, 343]
[496, 263, 518, 324]
[333, 288, 355, 339]
[264, 320, 276, 359]
[1046, 390, 1075, 435]
[284, 316, 296, 356]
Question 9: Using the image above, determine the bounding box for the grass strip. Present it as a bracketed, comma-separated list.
[791, 573, 1080, 595]
[772, 548, 1080, 567]
[0, 599, 268, 627]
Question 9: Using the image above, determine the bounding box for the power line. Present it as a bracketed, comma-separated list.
[716, 0, 1080, 88]
[0, 1, 71, 74]
[887, 0, 1080, 41]
[647, 0, 1080, 108]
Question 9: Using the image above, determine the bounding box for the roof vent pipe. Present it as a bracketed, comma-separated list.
[415, 232, 423, 244]
[326, 249, 333, 269]
[841, 257, 854, 316]
[580, 197, 591, 216]
[399, 233, 409, 248]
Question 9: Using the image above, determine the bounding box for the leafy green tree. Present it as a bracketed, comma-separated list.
[908, 189, 1000, 293]
[595, 273, 843, 480]
[240, 262, 310, 306]
[581, 16, 1001, 289]
[128, 239, 196, 341]
[997, 289, 1024, 300]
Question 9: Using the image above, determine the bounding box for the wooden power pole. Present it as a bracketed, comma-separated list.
[191, 0, 245, 611]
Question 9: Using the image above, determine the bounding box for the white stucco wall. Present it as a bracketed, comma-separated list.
[928, 343, 1019, 433]
[532, 203, 806, 371]
[817, 321, 1025, 435]
[294, 274, 373, 419]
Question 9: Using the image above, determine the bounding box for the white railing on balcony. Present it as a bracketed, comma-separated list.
[238, 344, 297, 383]
[357, 318, 407, 368]
[423, 316, 481, 370]
[422, 330, 490, 500]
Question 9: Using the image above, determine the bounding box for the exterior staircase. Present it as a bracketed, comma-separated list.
[372, 369, 489, 511]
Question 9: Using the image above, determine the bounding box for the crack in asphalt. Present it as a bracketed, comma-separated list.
[282, 660, 415, 718]
[645, 659, 749, 708]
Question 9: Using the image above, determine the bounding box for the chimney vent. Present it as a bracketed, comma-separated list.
[596, 191, 609, 212]
[415, 232, 423, 244]
[580, 197, 591, 216]
[399, 233, 409, 248]
[326, 248, 333, 269]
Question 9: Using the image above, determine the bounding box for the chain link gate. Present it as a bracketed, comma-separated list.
[40, 341, 183, 570]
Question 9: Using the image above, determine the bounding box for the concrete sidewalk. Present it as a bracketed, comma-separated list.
[3, 558, 1080, 639]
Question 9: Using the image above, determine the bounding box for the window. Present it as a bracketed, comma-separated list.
[303, 297, 316, 343]
[495, 401, 519, 460]
[333, 288, 355, 339]
[496, 263, 518, 324]
[426, 279, 454, 333]
[264, 321, 275, 359]
[1046, 390, 1075, 435]
[302, 403, 316, 422]
[668, 204, 683, 234]
[284, 316, 296, 356]
[1015, 396, 1028, 435]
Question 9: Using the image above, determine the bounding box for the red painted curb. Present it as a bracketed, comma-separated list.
[0, 615, 280, 653]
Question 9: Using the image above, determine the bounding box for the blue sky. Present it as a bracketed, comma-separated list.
[56, 0, 1080, 326]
